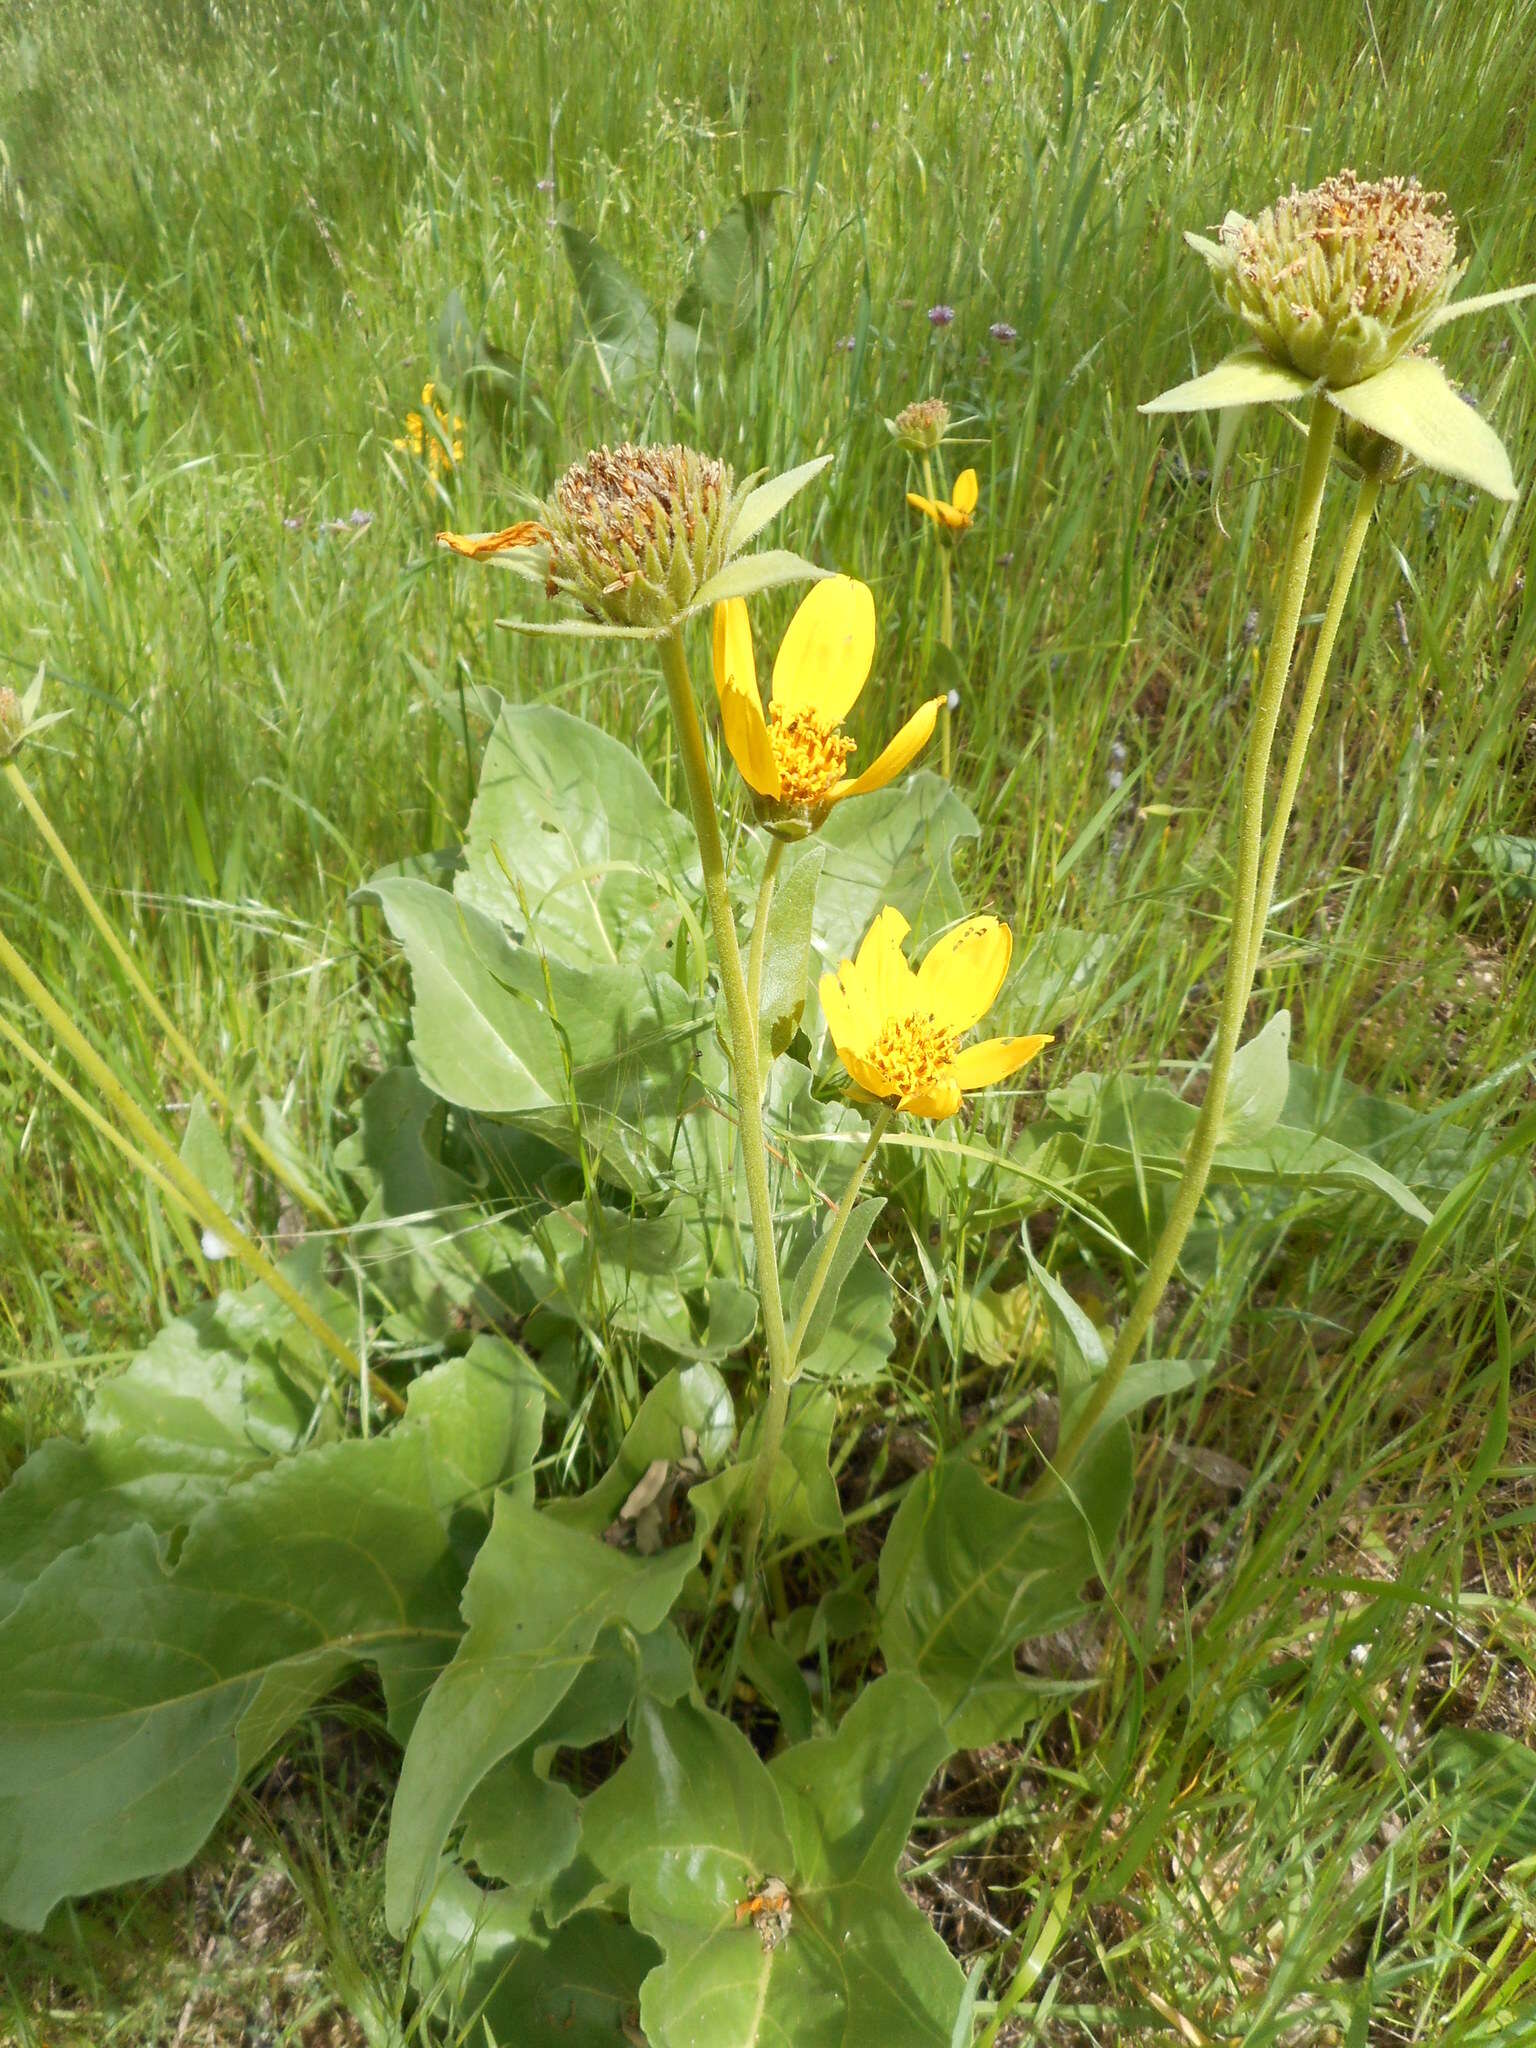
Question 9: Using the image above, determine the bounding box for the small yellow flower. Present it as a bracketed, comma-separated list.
[906, 467, 978, 535]
[394, 381, 464, 482]
[711, 577, 943, 831]
[819, 906, 1052, 1120]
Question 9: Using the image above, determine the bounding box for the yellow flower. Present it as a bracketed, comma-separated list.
[711, 577, 943, 830]
[906, 467, 978, 535]
[394, 381, 464, 481]
[819, 906, 1051, 1120]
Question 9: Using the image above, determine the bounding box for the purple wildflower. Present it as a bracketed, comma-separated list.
[989, 321, 1018, 343]
[928, 304, 955, 328]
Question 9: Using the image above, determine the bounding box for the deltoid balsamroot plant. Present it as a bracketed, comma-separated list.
[0, 171, 1527, 2047]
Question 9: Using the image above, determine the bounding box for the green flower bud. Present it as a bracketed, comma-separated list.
[887, 398, 952, 454]
[1202, 171, 1461, 386]
[543, 443, 744, 630]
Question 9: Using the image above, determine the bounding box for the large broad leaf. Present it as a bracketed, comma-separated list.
[471, 1911, 661, 2046]
[0, 1249, 343, 1626]
[756, 844, 824, 1065]
[1424, 1727, 1536, 1859]
[1139, 344, 1314, 414]
[384, 1491, 704, 1936]
[878, 1450, 1129, 1747]
[458, 702, 699, 971]
[694, 1384, 844, 1547]
[581, 1678, 963, 2048]
[673, 191, 783, 353]
[0, 1347, 535, 1932]
[561, 222, 658, 397]
[809, 774, 979, 1025]
[1472, 831, 1536, 900]
[1219, 1010, 1292, 1145]
[1281, 1061, 1532, 1215]
[1326, 353, 1517, 499]
[363, 876, 707, 1194]
[550, 1361, 736, 1535]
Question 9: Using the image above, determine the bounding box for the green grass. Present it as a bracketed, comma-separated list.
[2, 0, 1535, 2038]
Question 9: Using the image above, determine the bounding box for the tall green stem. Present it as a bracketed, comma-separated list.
[658, 628, 791, 1572]
[786, 1108, 891, 1377]
[1040, 393, 1339, 1488]
[745, 834, 785, 1094]
[938, 548, 955, 779]
[3, 759, 338, 1227]
[1246, 474, 1382, 987]
[0, 920, 397, 1412]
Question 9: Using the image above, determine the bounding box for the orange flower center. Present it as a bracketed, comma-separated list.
[769, 706, 856, 807]
[867, 1008, 956, 1098]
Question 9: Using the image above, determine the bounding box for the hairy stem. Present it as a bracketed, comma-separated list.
[786, 1107, 892, 1378]
[3, 759, 339, 1227]
[1040, 392, 1339, 1488]
[745, 834, 786, 1097]
[1246, 472, 1382, 987]
[659, 628, 791, 1578]
[0, 920, 396, 1411]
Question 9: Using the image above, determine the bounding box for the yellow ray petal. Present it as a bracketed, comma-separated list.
[917, 917, 1012, 1034]
[832, 696, 944, 800]
[819, 967, 872, 1060]
[953, 468, 979, 516]
[948, 1033, 1053, 1090]
[898, 1077, 964, 1120]
[841, 1043, 895, 1101]
[712, 601, 780, 796]
[854, 906, 916, 1019]
[771, 574, 877, 725]
[907, 491, 943, 526]
[437, 521, 552, 558]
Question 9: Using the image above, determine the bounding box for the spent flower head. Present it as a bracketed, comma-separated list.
[437, 442, 832, 638]
[887, 398, 953, 453]
[820, 907, 1051, 1119]
[1143, 169, 1536, 501]
[712, 578, 943, 837]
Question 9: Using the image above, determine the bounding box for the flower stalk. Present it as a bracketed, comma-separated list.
[658, 626, 792, 1574]
[786, 1107, 893, 1377]
[3, 758, 339, 1227]
[1041, 390, 1339, 1486]
[745, 835, 786, 1091]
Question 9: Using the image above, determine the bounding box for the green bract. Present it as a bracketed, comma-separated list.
[1143, 169, 1536, 499]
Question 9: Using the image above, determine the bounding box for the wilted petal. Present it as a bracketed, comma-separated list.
[1326, 354, 1517, 500]
[833, 697, 944, 800]
[948, 1033, 1053, 1089]
[916, 917, 1012, 1034]
[437, 521, 551, 558]
[771, 574, 877, 724]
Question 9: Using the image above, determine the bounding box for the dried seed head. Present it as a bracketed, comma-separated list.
[543, 443, 740, 629]
[890, 398, 952, 452]
[1207, 171, 1461, 385]
[0, 687, 23, 759]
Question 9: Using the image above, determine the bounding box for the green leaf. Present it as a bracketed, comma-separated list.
[757, 845, 824, 1064]
[1326, 354, 1517, 500]
[1139, 345, 1313, 414]
[694, 1385, 843, 1546]
[384, 1492, 702, 1936]
[458, 702, 698, 971]
[416, 1890, 659, 2048]
[582, 1679, 963, 2048]
[0, 1348, 525, 1931]
[729, 453, 834, 551]
[0, 1253, 334, 1626]
[1423, 278, 1536, 335]
[1220, 1010, 1291, 1145]
[878, 1451, 1129, 1746]
[552, 1363, 736, 1536]
[1471, 831, 1536, 899]
[691, 549, 830, 611]
[674, 191, 784, 348]
[810, 773, 979, 1007]
[1425, 1728, 1536, 1858]
[561, 222, 658, 396]
[178, 1095, 237, 1223]
[362, 876, 706, 1194]
[796, 1248, 895, 1385]
[1002, 928, 1112, 1033]
[787, 1195, 884, 1367]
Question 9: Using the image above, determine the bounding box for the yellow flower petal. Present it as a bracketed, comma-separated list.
[818, 968, 871, 1059]
[906, 491, 942, 526]
[771, 575, 877, 725]
[898, 1077, 963, 1120]
[916, 917, 1012, 1034]
[436, 521, 552, 559]
[842, 1043, 896, 1100]
[953, 468, 979, 516]
[948, 1033, 1053, 1090]
[855, 906, 917, 1020]
[712, 601, 780, 797]
[832, 696, 944, 801]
